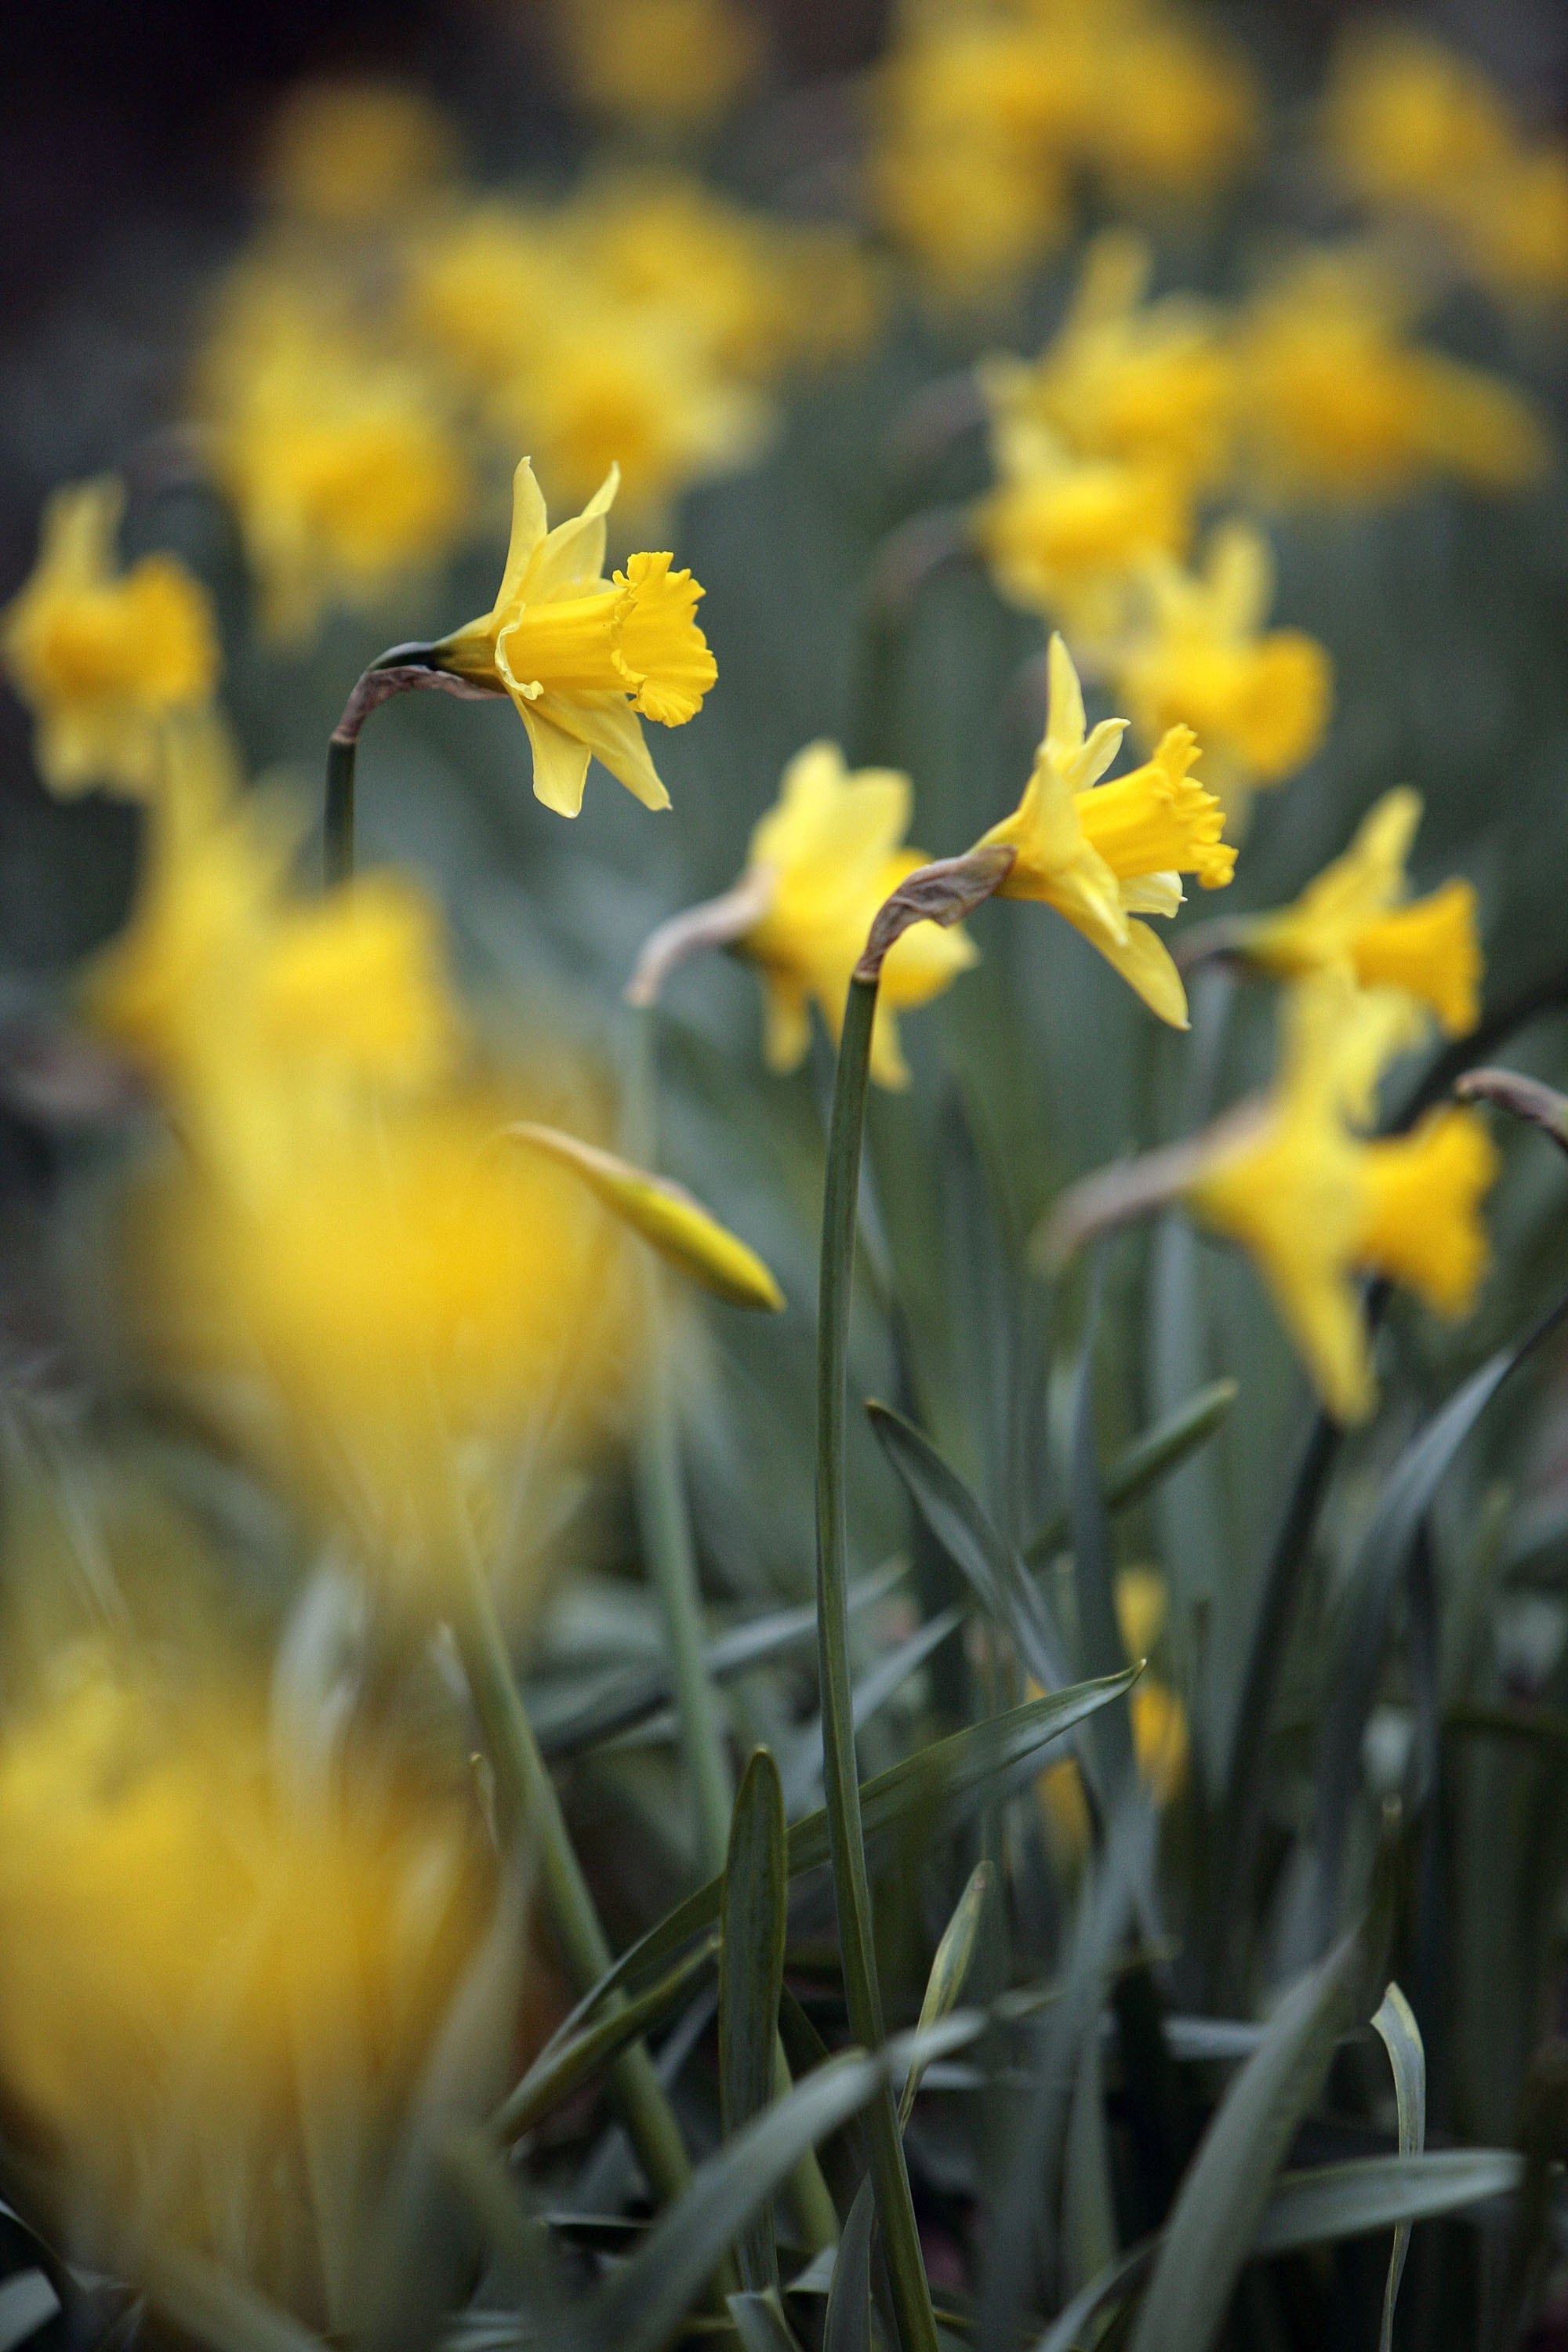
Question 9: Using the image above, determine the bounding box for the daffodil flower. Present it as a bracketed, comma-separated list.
[1240, 786, 1482, 1036]
[0, 478, 219, 799]
[1113, 521, 1332, 819]
[435, 457, 716, 816]
[977, 633, 1235, 1029]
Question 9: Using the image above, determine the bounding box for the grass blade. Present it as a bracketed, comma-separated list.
[782, 1606, 964, 1813]
[495, 1938, 717, 2142]
[721, 1751, 789, 2293]
[728, 2289, 806, 2352]
[1068, 1263, 1135, 1797]
[823, 2180, 877, 2352]
[1255, 2148, 1520, 2252]
[900, 1861, 990, 2128]
[1126, 1922, 1367, 2352]
[1370, 1984, 1426, 2352]
[1022, 1380, 1237, 1565]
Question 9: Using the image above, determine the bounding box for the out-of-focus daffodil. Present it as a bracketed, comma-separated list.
[1236, 252, 1550, 502]
[434, 457, 715, 816]
[1086, 17, 1260, 207]
[0, 478, 219, 798]
[732, 741, 978, 1089]
[554, 0, 764, 135]
[1037, 1561, 1188, 1853]
[197, 287, 474, 644]
[1053, 978, 1495, 1421]
[401, 203, 577, 394]
[0, 1639, 488, 2296]
[506, 1123, 784, 1311]
[976, 423, 1189, 648]
[975, 634, 1234, 1029]
[260, 79, 458, 228]
[1240, 788, 1482, 1038]
[1112, 522, 1332, 820]
[980, 232, 1236, 492]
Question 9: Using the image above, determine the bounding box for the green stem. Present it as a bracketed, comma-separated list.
[447, 1537, 694, 2208]
[817, 974, 939, 2352]
[325, 736, 356, 888]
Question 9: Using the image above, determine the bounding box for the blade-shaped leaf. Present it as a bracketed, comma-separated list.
[822, 2180, 876, 2352]
[561, 1668, 1138, 2031]
[727, 2288, 805, 2352]
[1023, 1381, 1239, 1565]
[780, 1606, 964, 1814]
[900, 1861, 990, 2128]
[1371, 1984, 1426, 2352]
[1254, 2148, 1520, 2253]
[1126, 1922, 1367, 2352]
[496, 1937, 717, 2143]
[1316, 1283, 1568, 1942]
[1068, 1263, 1134, 1797]
[567, 2052, 884, 2352]
[721, 1751, 789, 2293]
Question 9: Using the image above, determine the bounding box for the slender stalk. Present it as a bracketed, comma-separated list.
[322, 642, 492, 886]
[446, 1536, 694, 2207]
[817, 974, 940, 2352]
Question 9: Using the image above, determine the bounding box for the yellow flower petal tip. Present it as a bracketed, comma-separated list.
[505, 1123, 785, 1312]
[436, 458, 714, 816]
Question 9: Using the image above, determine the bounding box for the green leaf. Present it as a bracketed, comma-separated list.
[495, 1936, 717, 2142]
[866, 1399, 1072, 1690]
[900, 1860, 990, 2128]
[1370, 1984, 1426, 2352]
[721, 1751, 789, 2294]
[1022, 1380, 1238, 1564]
[1255, 2148, 1522, 2252]
[1126, 1923, 1367, 2352]
[1315, 1282, 1568, 1943]
[727, 2288, 805, 2352]
[568, 2051, 886, 2352]
[1068, 1263, 1135, 1796]
[823, 2179, 876, 2352]
[781, 1606, 964, 1814]
[1062, 2027, 1117, 2300]
[564, 1668, 1138, 2027]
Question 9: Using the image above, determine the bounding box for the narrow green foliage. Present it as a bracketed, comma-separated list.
[495, 1938, 717, 2143]
[720, 1751, 789, 2293]
[900, 1861, 990, 2128]
[1022, 1380, 1238, 1563]
[1370, 1984, 1426, 2352]
[822, 2180, 876, 2352]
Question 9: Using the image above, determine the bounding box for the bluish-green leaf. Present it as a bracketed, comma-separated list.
[721, 1751, 789, 2293]
[1371, 1983, 1426, 2352]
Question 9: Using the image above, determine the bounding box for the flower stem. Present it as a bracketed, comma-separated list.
[322, 641, 493, 887]
[817, 972, 939, 2352]
[447, 1534, 694, 2207]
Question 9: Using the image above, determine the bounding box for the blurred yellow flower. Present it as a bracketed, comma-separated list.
[872, 20, 1087, 300]
[1039, 1679, 1189, 1857]
[1112, 521, 1332, 818]
[402, 203, 576, 394]
[736, 741, 978, 1089]
[1321, 27, 1515, 221]
[554, 0, 764, 133]
[980, 232, 1236, 492]
[1243, 788, 1482, 1038]
[1087, 17, 1261, 206]
[0, 477, 219, 798]
[435, 456, 716, 816]
[976, 425, 1189, 648]
[260, 78, 458, 228]
[0, 1639, 488, 2296]
[1181, 980, 1495, 1420]
[977, 634, 1234, 1029]
[1113, 1563, 1168, 1660]
[1236, 252, 1550, 502]
[197, 285, 474, 644]
[491, 298, 770, 524]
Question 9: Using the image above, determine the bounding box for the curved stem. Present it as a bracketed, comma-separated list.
[818, 974, 939, 2352]
[322, 642, 495, 887]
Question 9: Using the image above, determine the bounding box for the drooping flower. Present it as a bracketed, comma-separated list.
[1239, 788, 1483, 1038]
[735, 741, 978, 1089]
[1083, 16, 1261, 208]
[260, 78, 459, 229]
[0, 478, 219, 798]
[1112, 521, 1332, 819]
[975, 633, 1235, 1029]
[434, 457, 716, 816]
[980, 231, 1237, 493]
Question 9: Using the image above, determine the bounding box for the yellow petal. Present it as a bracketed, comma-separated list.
[493, 456, 549, 618]
[519, 704, 593, 816]
[1090, 916, 1190, 1028]
[504, 1124, 785, 1311]
[534, 688, 670, 810]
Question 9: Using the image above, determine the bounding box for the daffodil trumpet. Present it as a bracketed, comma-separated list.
[325, 640, 496, 884]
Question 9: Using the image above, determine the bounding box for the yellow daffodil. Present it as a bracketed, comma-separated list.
[980, 232, 1236, 492]
[975, 634, 1235, 1029]
[488, 299, 770, 525]
[1174, 982, 1494, 1419]
[435, 456, 716, 817]
[1455, 149, 1568, 305]
[1112, 521, 1332, 819]
[1321, 27, 1515, 223]
[197, 289, 474, 644]
[1085, 18, 1261, 206]
[401, 203, 578, 394]
[0, 1639, 488, 2295]
[554, 0, 764, 135]
[733, 741, 978, 1088]
[1236, 252, 1550, 502]
[1037, 1560, 1188, 1853]
[0, 478, 219, 798]
[975, 423, 1189, 648]
[260, 78, 458, 228]
[1240, 788, 1483, 1037]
